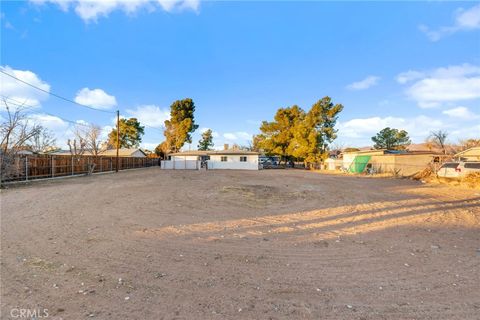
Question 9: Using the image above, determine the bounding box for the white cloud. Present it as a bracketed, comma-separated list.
[420, 4, 480, 41]
[397, 63, 480, 108]
[74, 88, 117, 109]
[31, 0, 200, 22]
[125, 104, 169, 128]
[442, 106, 479, 120]
[346, 76, 380, 90]
[337, 115, 445, 145]
[0, 65, 50, 108]
[223, 131, 251, 141]
[28, 113, 72, 148]
[449, 124, 480, 141]
[223, 133, 237, 140]
[395, 70, 425, 84]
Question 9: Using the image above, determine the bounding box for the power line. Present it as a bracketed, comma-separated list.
[0, 69, 116, 114]
[1, 95, 165, 133]
[1, 96, 95, 128]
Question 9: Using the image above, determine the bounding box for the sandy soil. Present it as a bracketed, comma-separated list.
[1, 168, 479, 320]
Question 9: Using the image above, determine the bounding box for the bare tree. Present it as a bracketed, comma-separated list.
[1, 100, 41, 154]
[1, 99, 42, 181]
[67, 138, 86, 156]
[427, 130, 449, 154]
[69, 124, 105, 175]
[82, 124, 104, 156]
[28, 127, 57, 153]
[459, 138, 480, 151]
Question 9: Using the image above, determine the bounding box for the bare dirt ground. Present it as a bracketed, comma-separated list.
[1, 168, 479, 320]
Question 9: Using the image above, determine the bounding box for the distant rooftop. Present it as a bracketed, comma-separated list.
[170, 149, 259, 156]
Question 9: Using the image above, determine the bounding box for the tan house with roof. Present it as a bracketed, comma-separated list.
[454, 147, 480, 161]
[340, 149, 442, 176]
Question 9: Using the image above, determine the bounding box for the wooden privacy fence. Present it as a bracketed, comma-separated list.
[1, 154, 160, 183]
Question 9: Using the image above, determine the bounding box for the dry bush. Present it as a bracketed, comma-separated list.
[412, 166, 434, 181]
[461, 172, 480, 189]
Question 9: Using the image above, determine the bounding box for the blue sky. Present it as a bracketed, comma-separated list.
[1, 0, 479, 150]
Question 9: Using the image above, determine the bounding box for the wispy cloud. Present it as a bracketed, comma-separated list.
[223, 131, 251, 142]
[30, 0, 200, 22]
[346, 76, 380, 90]
[126, 104, 170, 128]
[397, 63, 480, 108]
[442, 106, 479, 120]
[419, 4, 480, 41]
[337, 115, 446, 145]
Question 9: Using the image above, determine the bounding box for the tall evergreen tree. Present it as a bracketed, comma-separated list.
[198, 129, 214, 150]
[289, 97, 343, 164]
[164, 98, 199, 153]
[108, 118, 144, 148]
[257, 97, 343, 166]
[371, 127, 411, 150]
[258, 105, 305, 163]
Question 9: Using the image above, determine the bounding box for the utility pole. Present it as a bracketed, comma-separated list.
[116, 110, 120, 172]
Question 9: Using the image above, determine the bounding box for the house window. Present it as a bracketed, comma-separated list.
[221, 156, 227, 162]
[240, 156, 247, 162]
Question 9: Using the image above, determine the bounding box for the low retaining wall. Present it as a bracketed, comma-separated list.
[161, 160, 200, 170]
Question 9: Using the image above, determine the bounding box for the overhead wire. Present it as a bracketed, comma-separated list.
[1, 70, 166, 132]
[0, 69, 116, 114]
[1, 95, 165, 133]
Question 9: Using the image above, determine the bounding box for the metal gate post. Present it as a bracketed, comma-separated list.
[25, 156, 29, 181]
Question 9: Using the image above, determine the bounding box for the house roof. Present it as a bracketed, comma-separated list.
[100, 148, 146, 157]
[169, 150, 210, 156]
[50, 148, 146, 157]
[170, 149, 259, 156]
[343, 149, 442, 156]
[454, 147, 480, 157]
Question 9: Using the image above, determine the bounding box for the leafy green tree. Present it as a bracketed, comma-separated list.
[372, 127, 411, 150]
[164, 98, 199, 153]
[108, 118, 145, 148]
[289, 97, 343, 164]
[154, 141, 169, 159]
[198, 129, 214, 150]
[258, 105, 305, 163]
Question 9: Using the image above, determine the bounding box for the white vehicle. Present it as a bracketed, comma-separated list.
[437, 161, 480, 178]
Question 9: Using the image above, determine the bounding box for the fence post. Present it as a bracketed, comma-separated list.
[110, 157, 113, 171]
[52, 156, 55, 177]
[25, 156, 29, 181]
[71, 156, 74, 175]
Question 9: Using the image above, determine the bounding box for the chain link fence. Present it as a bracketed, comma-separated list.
[1, 154, 160, 184]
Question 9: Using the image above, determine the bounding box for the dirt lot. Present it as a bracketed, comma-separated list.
[1, 168, 479, 319]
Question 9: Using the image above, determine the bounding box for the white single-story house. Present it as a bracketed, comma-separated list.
[162, 149, 259, 170]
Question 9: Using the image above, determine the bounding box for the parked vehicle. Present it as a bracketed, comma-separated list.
[437, 161, 480, 178]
